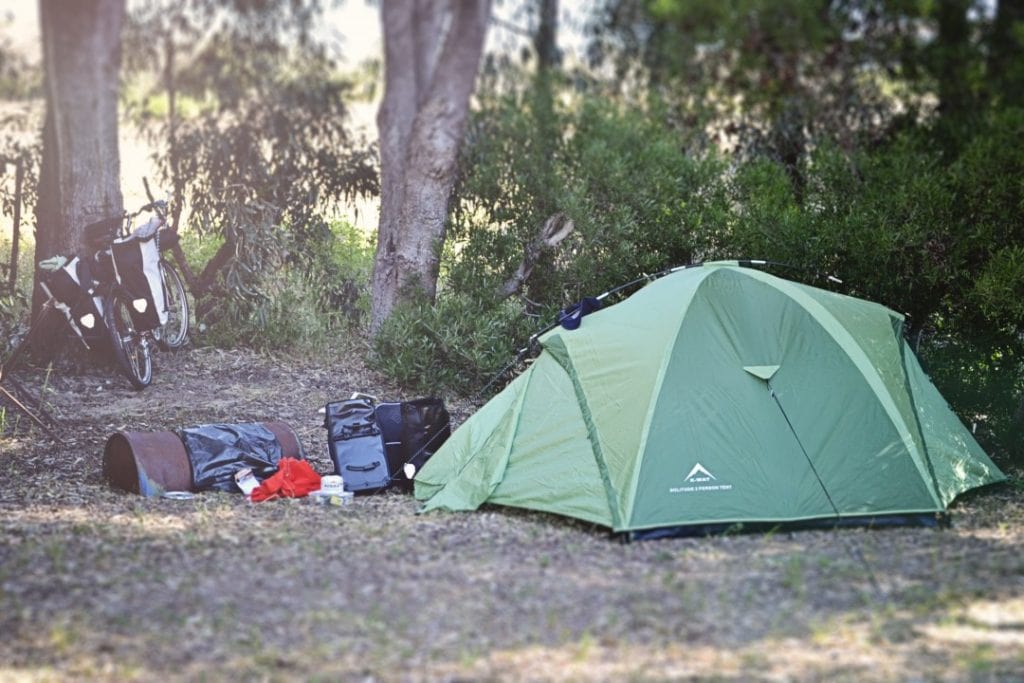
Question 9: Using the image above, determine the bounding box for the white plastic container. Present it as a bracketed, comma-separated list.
[311, 474, 354, 506]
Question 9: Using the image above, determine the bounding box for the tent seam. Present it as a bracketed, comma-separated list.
[898, 341, 945, 506]
[487, 358, 541, 497]
[624, 268, 712, 528]
[545, 335, 624, 531]
[420, 365, 534, 507]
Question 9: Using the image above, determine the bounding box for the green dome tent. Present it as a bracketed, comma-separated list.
[414, 262, 1005, 538]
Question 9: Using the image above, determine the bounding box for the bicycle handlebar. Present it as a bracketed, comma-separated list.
[126, 199, 168, 223]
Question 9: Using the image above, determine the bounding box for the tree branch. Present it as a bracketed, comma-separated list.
[499, 212, 574, 299]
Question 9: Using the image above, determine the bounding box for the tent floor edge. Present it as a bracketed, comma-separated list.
[626, 512, 949, 541]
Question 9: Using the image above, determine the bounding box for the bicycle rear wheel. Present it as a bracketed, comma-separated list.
[156, 259, 189, 351]
[104, 290, 152, 389]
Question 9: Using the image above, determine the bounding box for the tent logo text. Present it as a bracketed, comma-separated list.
[670, 462, 733, 494]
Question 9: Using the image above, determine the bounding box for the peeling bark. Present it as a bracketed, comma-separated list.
[371, 0, 492, 334]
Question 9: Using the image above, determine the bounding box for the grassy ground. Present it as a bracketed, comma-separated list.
[1, 346, 1022, 682]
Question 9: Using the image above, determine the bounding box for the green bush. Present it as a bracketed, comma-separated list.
[377, 86, 729, 394]
[919, 330, 1023, 466]
[973, 246, 1024, 333]
[449, 92, 728, 309]
[372, 292, 532, 395]
[0, 289, 29, 357]
[195, 219, 374, 352]
[0, 232, 35, 358]
[952, 108, 1024, 338]
[723, 138, 960, 330]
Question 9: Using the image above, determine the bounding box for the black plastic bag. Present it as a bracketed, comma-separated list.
[180, 423, 285, 492]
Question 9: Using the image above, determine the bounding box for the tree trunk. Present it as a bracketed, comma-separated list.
[934, 0, 972, 121]
[988, 0, 1024, 107]
[370, 0, 492, 334]
[33, 0, 125, 332]
[35, 0, 125, 261]
[534, 0, 559, 70]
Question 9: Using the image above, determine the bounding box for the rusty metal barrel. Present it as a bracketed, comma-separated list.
[103, 421, 302, 496]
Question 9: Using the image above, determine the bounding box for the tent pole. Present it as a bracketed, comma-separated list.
[768, 382, 887, 602]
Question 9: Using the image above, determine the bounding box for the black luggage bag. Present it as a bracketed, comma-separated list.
[324, 396, 450, 493]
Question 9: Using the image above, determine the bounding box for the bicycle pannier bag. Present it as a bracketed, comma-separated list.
[323, 396, 451, 493]
[111, 220, 167, 331]
[324, 398, 392, 492]
[40, 256, 108, 347]
[375, 398, 450, 491]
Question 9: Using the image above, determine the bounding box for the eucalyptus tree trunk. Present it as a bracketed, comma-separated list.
[35, 0, 125, 264]
[370, 0, 492, 334]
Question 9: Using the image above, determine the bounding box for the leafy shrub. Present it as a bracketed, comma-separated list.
[376, 84, 729, 394]
[724, 137, 964, 330]
[0, 201, 36, 359]
[449, 91, 727, 309]
[920, 330, 1024, 467]
[973, 246, 1024, 334]
[201, 266, 328, 352]
[192, 219, 375, 352]
[305, 219, 376, 325]
[372, 293, 532, 395]
[952, 108, 1024, 338]
[0, 287, 29, 357]
[126, 3, 378, 343]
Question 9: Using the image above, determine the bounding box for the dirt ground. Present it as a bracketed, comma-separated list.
[1, 346, 1022, 682]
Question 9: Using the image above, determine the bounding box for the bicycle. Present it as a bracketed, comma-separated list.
[37, 187, 190, 389]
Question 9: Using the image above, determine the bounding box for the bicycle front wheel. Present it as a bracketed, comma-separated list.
[156, 259, 189, 351]
[104, 290, 153, 390]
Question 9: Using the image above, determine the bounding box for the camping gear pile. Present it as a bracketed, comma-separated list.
[103, 396, 451, 501]
[413, 261, 1006, 539]
[325, 396, 450, 492]
[104, 421, 306, 497]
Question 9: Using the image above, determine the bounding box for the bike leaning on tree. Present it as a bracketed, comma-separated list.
[37, 184, 190, 389]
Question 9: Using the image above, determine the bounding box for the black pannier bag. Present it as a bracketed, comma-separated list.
[324, 396, 451, 493]
[376, 398, 451, 491]
[39, 256, 109, 347]
[111, 216, 167, 331]
[324, 398, 390, 492]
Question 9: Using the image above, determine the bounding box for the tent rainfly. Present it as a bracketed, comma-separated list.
[414, 262, 1006, 539]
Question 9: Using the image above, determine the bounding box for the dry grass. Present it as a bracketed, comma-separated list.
[1, 346, 1023, 682]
